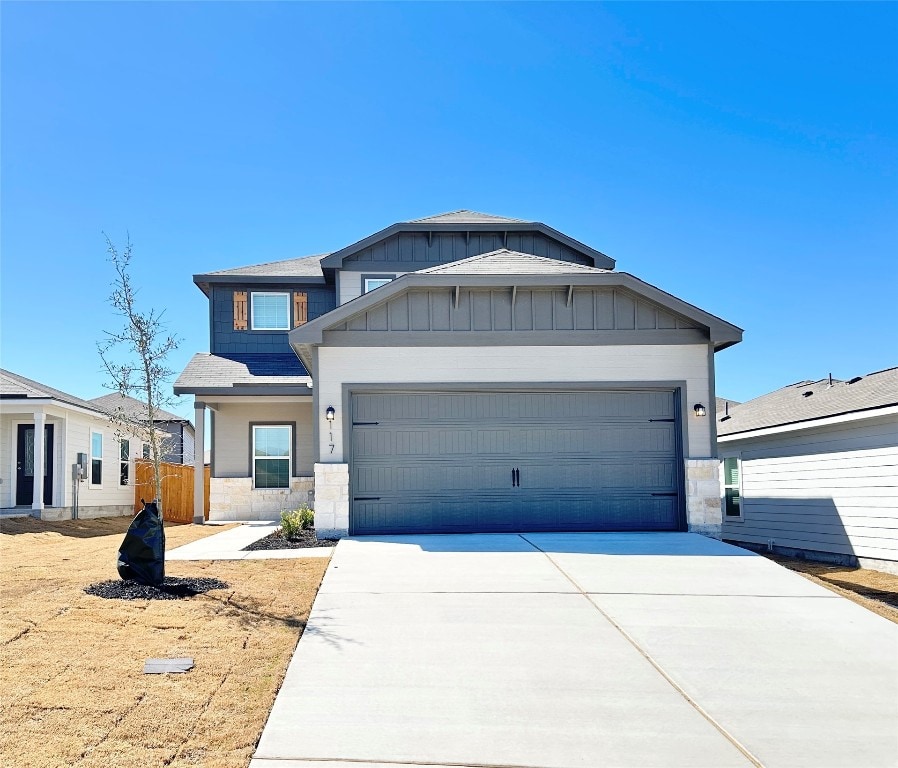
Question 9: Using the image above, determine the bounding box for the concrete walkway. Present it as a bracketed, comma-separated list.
[251, 532, 898, 768]
[166, 522, 333, 560]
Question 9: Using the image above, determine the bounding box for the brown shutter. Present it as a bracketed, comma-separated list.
[293, 292, 308, 327]
[233, 291, 248, 330]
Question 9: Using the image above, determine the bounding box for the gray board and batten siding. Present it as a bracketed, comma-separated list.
[336, 231, 598, 272]
[350, 389, 684, 535]
[330, 286, 701, 339]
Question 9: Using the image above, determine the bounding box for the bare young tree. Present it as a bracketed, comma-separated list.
[97, 234, 180, 510]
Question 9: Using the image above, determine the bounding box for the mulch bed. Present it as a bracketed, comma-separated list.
[84, 576, 230, 601]
[243, 529, 338, 551]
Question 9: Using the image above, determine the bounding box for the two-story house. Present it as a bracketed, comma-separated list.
[175, 211, 742, 538]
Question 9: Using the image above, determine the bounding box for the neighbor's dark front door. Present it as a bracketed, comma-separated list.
[16, 424, 54, 506]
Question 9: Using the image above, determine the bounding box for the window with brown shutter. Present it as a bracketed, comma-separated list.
[293, 292, 308, 327]
[233, 291, 248, 330]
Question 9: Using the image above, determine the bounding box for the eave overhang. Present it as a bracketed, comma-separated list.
[192, 274, 327, 297]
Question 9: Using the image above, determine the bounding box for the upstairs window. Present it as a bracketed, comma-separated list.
[251, 292, 290, 330]
[722, 456, 742, 520]
[363, 275, 395, 293]
[253, 425, 291, 489]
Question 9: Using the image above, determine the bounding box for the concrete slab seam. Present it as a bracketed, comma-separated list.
[250, 757, 564, 768]
[516, 534, 765, 768]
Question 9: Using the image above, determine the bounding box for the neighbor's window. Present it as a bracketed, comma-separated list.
[253, 425, 291, 489]
[142, 443, 150, 460]
[90, 431, 103, 486]
[723, 456, 742, 519]
[120, 439, 130, 486]
[251, 292, 290, 330]
[363, 276, 394, 293]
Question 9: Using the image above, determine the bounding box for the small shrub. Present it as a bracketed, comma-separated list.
[280, 505, 314, 539]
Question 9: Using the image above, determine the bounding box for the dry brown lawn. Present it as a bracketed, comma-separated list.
[0, 516, 329, 768]
[763, 552, 898, 624]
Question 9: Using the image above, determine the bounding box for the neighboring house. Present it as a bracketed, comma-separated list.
[718, 367, 898, 573]
[0, 370, 144, 520]
[89, 393, 195, 465]
[175, 210, 743, 537]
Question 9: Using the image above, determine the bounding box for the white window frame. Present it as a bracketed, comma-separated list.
[363, 275, 395, 294]
[251, 424, 292, 490]
[119, 438, 130, 486]
[250, 291, 290, 331]
[89, 430, 103, 488]
[721, 453, 743, 522]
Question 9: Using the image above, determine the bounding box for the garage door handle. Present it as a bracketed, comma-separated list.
[353, 497, 381, 501]
[511, 468, 520, 487]
[352, 422, 380, 426]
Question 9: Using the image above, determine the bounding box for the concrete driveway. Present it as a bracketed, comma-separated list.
[250, 533, 898, 768]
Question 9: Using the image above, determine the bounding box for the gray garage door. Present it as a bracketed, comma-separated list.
[350, 390, 682, 535]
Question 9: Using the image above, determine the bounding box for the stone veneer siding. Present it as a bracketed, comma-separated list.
[313, 463, 349, 538]
[685, 458, 723, 538]
[209, 477, 315, 522]
[37, 505, 133, 522]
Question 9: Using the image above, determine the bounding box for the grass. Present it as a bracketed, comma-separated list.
[0, 516, 329, 768]
[762, 552, 898, 624]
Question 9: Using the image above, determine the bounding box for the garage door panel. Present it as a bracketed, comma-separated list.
[351, 390, 682, 534]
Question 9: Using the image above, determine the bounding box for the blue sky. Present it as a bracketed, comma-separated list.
[2, 2, 896, 421]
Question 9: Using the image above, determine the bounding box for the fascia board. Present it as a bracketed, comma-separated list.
[319, 222, 615, 269]
[289, 271, 742, 348]
[717, 403, 898, 442]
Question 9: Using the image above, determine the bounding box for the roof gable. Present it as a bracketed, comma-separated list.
[89, 393, 188, 424]
[418, 249, 611, 275]
[319, 213, 615, 271]
[0, 369, 106, 414]
[289, 267, 743, 367]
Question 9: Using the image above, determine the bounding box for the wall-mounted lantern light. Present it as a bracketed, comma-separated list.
[325, 406, 336, 422]
[693, 403, 707, 417]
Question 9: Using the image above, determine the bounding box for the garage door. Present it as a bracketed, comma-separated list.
[350, 390, 682, 535]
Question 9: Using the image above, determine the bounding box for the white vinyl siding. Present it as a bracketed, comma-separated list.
[721, 415, 898, 563]
[317, 344, 711, 462]
[251, 292, 290, 330]
[338, 271, 408, 305]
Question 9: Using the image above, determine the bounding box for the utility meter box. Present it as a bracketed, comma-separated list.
[76, 452, 88, 481]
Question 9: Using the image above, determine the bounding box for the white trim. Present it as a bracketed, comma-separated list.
[717, 404, 898, 443]
[250, 291, 291, 331]
[89, 429, 104, 489]
[363, 276, 395, 294]
[251, 424, 292, 490]
[119, 437, 131, 487]
[720, 452, 744, 522]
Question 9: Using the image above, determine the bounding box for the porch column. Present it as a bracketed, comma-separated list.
[193, 402, 205, 525]
[31, 410, 46, 512]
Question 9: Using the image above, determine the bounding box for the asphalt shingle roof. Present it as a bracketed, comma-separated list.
[0, 369, 106, 414]
[199, 253, 328, 279]
[174, 354, 309, 390]
[416, 249, 611, 275]
[406, 210, 529, 224]
[717, 367, 898, 436]
[89, 393, 188, 424]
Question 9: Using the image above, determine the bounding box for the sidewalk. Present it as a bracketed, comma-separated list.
[167, 522, 334, 560]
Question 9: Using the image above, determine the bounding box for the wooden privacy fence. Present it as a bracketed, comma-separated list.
[133, 460, 210, 523]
